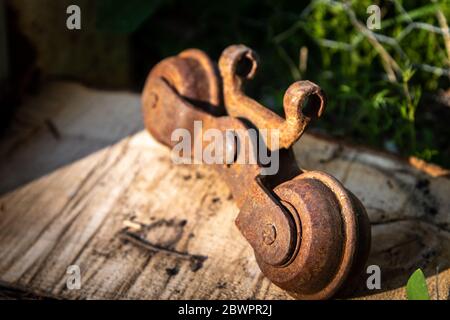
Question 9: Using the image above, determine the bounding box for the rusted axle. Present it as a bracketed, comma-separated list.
[142, 45, 371, 299]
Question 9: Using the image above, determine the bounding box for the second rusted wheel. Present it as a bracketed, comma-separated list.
[142, 49, 222, 147]
[255, 171, 371, 300]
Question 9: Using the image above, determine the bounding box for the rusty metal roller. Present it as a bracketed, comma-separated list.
[142, 44, 371, 300]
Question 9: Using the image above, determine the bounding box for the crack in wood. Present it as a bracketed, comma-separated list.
[119, 229, 208, 273]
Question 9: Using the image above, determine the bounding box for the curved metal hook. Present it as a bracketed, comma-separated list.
[218, 44, 327, 150]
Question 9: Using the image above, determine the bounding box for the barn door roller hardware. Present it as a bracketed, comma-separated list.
[142, 45, 371, 300]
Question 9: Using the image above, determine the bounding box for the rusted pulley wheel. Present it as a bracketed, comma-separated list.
[144, 48, 220, 107]
[255, 171, 371, 299]
[142, 49, 222, 146]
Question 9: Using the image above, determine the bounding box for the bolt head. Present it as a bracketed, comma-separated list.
[262, 224, 276, 245]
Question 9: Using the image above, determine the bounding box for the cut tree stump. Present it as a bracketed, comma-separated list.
[0, 81, 448, 300]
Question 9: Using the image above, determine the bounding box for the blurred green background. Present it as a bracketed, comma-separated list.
[3, 0, 450, 167]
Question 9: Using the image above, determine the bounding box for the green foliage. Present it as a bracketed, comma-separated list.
[96, 0, 450, 167]
[282, 0, 449, 164]
[406, 269, 430, 300]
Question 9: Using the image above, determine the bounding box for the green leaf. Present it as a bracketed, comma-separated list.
[402, 68, 416, 83]
[96, 0, 162, 34]
[406, 269, 430, 300]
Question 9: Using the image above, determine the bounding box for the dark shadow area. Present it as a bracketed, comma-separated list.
[0, 81, 143, 195]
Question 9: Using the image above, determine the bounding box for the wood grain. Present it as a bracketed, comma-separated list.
[0, 81, 448, 299]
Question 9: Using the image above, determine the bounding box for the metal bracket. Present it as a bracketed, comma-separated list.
[142, 45, 371, 299]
